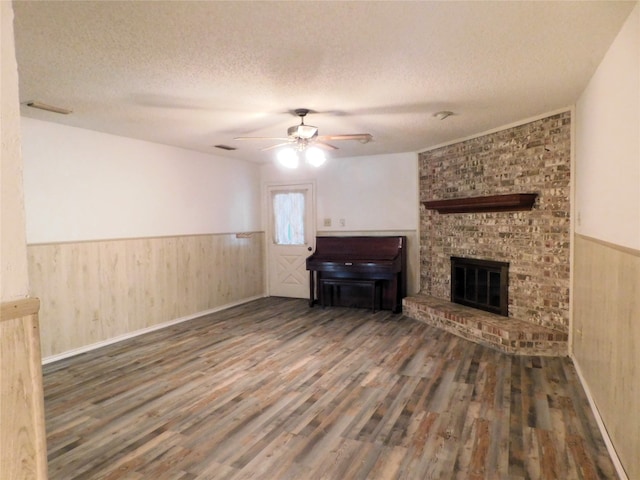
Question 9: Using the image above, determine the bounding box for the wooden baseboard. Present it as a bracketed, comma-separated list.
[42, 294, 266, 364]
[571, 354, 628, 480]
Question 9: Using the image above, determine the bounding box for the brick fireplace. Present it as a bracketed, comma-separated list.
[404, 112, 571, 356]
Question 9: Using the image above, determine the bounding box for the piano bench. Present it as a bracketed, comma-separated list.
[319, 278, 382, 313]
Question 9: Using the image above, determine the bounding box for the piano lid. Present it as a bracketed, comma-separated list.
[310, 236, 404, 259]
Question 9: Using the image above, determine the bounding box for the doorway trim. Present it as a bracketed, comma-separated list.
[265, 181, 317, 298]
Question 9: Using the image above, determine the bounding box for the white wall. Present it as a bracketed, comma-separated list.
[575, 4, 640, 250]
[261, 151, 420, 294]
[573, 5, 640, 478]
[22, 117, 262, 243]
[1, 1, 29, 300]
[1, 5, 49, 478]
[260, 152, 419, 232]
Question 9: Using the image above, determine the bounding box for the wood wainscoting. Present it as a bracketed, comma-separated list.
[573, 234, 640, 480]
[28, 232, 265, 359]
[1, 297, 48, 479]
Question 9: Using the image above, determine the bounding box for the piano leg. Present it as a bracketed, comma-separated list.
[308, 271, 315, 307]
[393, 272, 403, 313]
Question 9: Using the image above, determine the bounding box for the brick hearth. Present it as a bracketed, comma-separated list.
[403, 295, 568, 356]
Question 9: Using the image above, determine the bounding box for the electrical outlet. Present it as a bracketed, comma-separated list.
[339, 218, 346, 227]
[323, 218, 331, 227]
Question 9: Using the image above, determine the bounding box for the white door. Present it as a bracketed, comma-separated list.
[267, 183, 316, 298]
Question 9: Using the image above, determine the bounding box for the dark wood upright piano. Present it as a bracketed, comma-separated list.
[306, 236, 407, 313]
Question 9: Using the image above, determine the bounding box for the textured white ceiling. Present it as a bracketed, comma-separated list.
[12, 1, 636, 163]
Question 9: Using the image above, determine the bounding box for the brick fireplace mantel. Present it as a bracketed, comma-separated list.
[422, 193, 538, 214]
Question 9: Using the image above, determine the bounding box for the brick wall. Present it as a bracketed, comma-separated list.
[419, 111, 571, 332]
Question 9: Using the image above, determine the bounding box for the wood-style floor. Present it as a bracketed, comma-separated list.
[43, 297, 617, 479]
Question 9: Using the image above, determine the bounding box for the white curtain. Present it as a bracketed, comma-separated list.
[273, 191, 305, 245]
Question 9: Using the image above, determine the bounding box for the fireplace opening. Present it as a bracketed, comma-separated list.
[451, 257, 509, 316]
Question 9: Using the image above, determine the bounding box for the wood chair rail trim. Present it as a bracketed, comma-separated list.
[1, 297, 40, 322]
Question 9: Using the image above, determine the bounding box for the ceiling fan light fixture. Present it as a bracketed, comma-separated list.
[277, 148, 299, 169]
[236, 108, 372, 162]
[305, 147, 326, 167]
[289, 124, 318, 139]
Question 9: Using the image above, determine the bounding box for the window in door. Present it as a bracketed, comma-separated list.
[272, 191, 306, 245]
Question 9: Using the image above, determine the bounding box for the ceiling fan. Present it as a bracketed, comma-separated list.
[234, 108, 373, 152]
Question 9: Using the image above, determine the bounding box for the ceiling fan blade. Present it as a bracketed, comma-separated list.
[260, 142, 293, 152]
[315, 142, 339, 151]
[234, 136, 290, 141]
[317, 133, 373, 144]
[232, 110, 372, 156]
